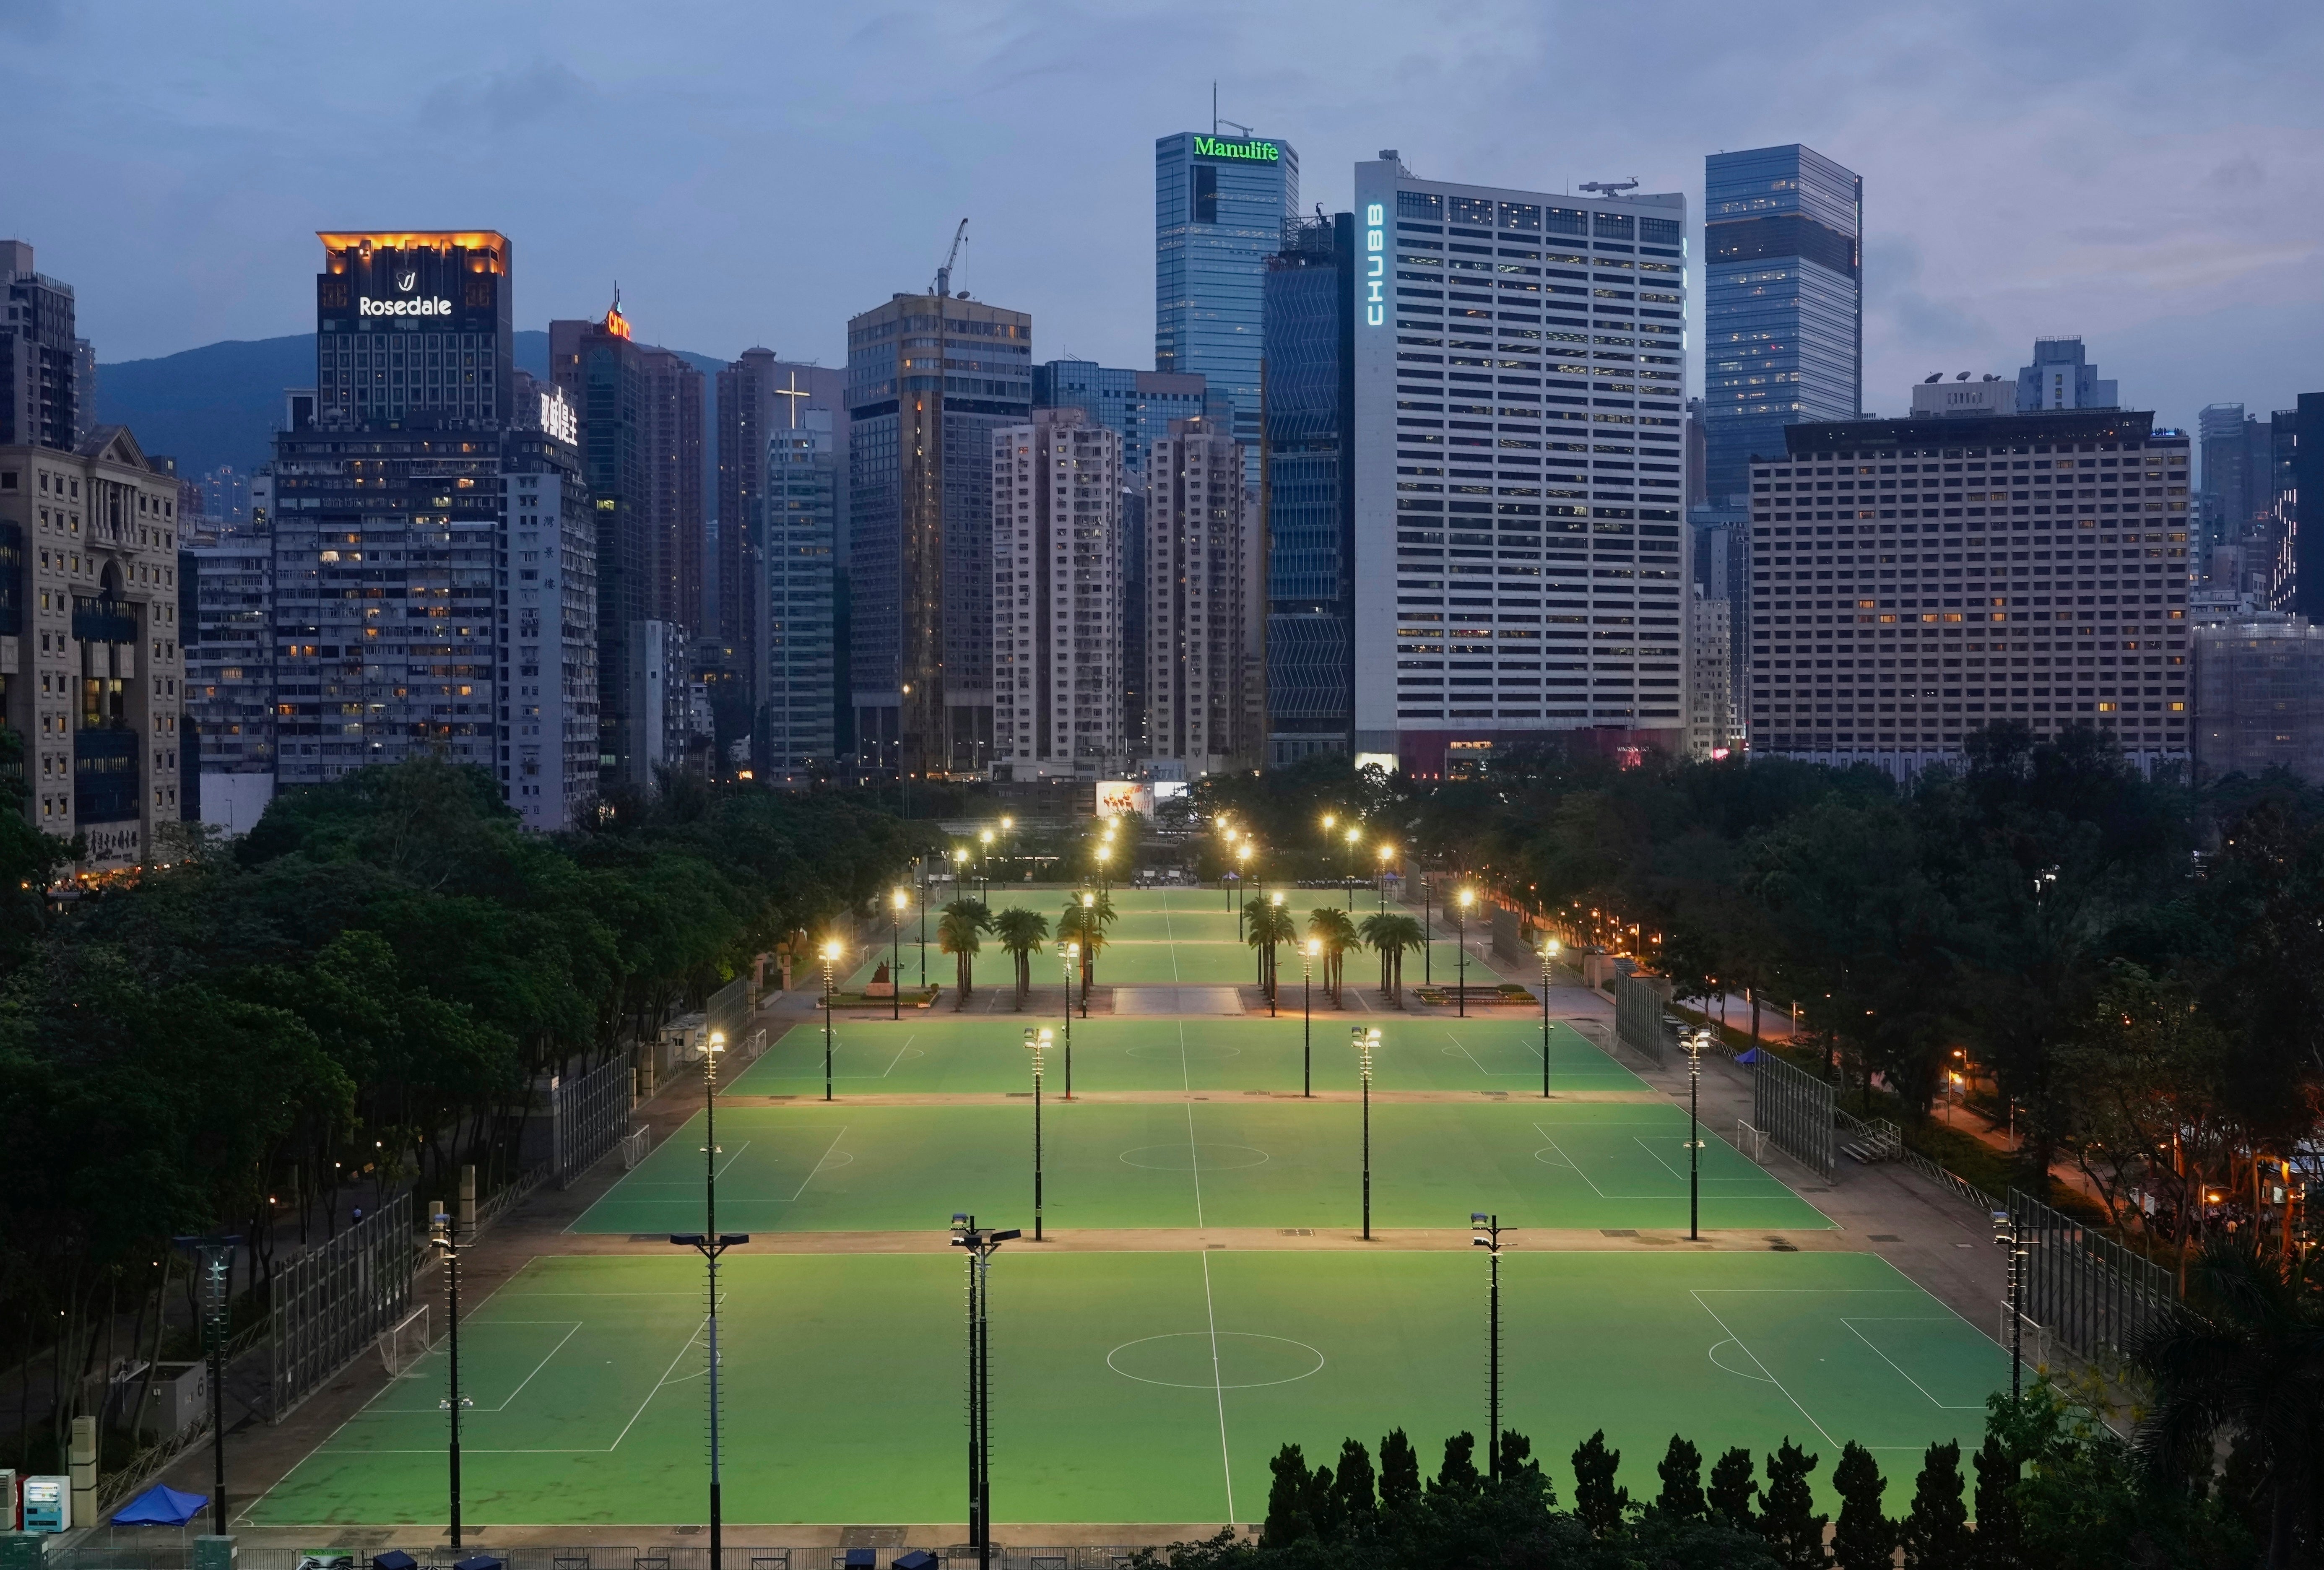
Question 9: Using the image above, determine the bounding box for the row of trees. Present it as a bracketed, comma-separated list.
[0, 757, 914, 1470]
[930, 891, 1123, 1007]
[1195, 731, 2324, 1253]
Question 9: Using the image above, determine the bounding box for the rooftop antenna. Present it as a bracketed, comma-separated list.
[1579, 178, 1640, 197]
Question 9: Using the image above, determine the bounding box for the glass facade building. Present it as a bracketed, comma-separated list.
[1155, 131, 1299, 489]
[1702, 145, 1862, 504]
[757, 409, 837, 785]
[1262, 213, 1355, 764]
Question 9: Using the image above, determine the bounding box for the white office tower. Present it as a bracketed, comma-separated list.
[990, 408, 1125, 777]
[1352, 153, 1690, 777]
[1147, 417, 1258, 776]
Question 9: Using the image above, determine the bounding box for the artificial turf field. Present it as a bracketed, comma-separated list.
[246, 1250, 2005, 1528]
[244, 887, 2012, 1530]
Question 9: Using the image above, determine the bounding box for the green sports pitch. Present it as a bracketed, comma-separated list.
[245, 1250, 2005, 1528]
[573, 1095, 1825, 1236]
[724, 1014, 1645, 1098]
[843, 886, 1484, 990]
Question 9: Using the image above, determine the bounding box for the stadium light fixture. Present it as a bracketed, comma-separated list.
[951, 1214, 1021, 1570]
[1350, 1027, 1380, 1239]
[820, 939, 842, 1101]
[671, 1024, 748, 1570]
[1471, 1212, 1507, 1477]
[1539, 938, 1562, 1098]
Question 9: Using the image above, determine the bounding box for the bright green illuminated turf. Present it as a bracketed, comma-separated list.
[842, 888, 1488, 990]
[245, 1250, 2001, 1527]
[725, 1015, 1645, 1097]
[570, 1099, 1828, 1235]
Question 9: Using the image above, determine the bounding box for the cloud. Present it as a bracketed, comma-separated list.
[420, 57, 596, 133]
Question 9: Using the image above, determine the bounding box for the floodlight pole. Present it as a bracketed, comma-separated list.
[892, 898, 903, 1021]
[171, 1234, 241, 1539]
[669, 1039, 748, 1570]
[1352, 1029, 1377, 1240]
[1024, 1032, 1046, 1241]
[919, 860, 929, 986]
[1062, 942, 1076, 1074]
[1422, 873, 1432, 984]
[1686, 1030, 1706, 1241]
[1456, 896, 1470, 1018]
[1540, 942, 1557, 1099]
[424, 1207, 469, 1549]
[821, 948, 836, 1102]
[1302, 946, 1314, 1098]
[1994, 1206, 2028, 1400]
[1471, 1213, 1505, 1478]
[952, 1216, 1019, 1570]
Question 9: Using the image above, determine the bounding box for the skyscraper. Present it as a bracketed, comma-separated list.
[1156, 128, 1299, 488]
[991, 408, 1124, 778]
[847, 290, 1031, 776]
[1349, 155, 1691, 776]
[549, 298, 704, 786]
[2, 241, 81, 451]
[1701, 145, 1862, 504]
[759, 408, 839, 785]
[1147, 416, 1259, 775]
[1262, 212, 1355, 766]
[2015, 337, 2118, 413]
[715, 350, 845, 720]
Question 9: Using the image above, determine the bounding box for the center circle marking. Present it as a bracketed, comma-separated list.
[1119, 1144, 1271, 1171]
[1107, 1332, 1326, 1389]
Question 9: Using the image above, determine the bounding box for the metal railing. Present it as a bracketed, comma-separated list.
[266, 1193, 419, 1423]
[2008, 1186, 2179, 1365]
[1749, 1049, 1835, 1180]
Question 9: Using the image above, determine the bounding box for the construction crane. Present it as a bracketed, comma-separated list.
[933, 218, 967, 298]
[1579, 178, 1640, 197]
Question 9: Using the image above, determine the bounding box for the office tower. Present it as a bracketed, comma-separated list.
[2199, 404, 2256, 569]
[550, 299, 704, 787]
[2, 241, 81, 451]
[991, 409, 1123, 777]
[499, 380, 600, 829]
[0, 427, 188, 868]
[312, 230, 512, 426]
[759, 408, 838, 785]
[1744, 408, 2191, 775]
[187, 476, 276, 834]
[847, 289, 1031, 776]
[1155, 127, 1299, 487]
[1686, 586, 1734, 759]
[1146, 416, 1258, 775]
[715, 351, 844, 692]
[1683, 398, 1707, 507]
[198, 465, 251, 533]
[1351, 155, 1691, 776]
[1262, 212, 1355, 765]
[1690, 500, 1751, 730]
[1032, 359, 1209, 756]
[1701, 146, 1862, 504]
[2015, 337, 2118, 412]
[2193, 607, 2324, 783]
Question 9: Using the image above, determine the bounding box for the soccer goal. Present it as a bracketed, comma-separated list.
[620, 1125, 652, 1171]
[378, 1305, 429, 1377]
[1998, 1302, 2050, 1371]
[1734, 1120, 1769, 1164]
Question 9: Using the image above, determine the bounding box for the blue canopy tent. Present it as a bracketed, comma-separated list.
[111, 1485, 208, 1526]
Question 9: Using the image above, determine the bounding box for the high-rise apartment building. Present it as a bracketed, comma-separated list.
[847, 290, 1030, 777]
[1744, 408, 2191, 773]
[549, 299, 704, 786]
[2192, 608, 2324, 784]
[759, 409, 838, 785]
[1262, 213, 1356, 766]
[186, 483, 276, 835]
[1351, 155, 1691, 776]
[2016, 337, 2117, 413]
[498, 387, 599, 829]
[2, 241, 81, 452]
[0, 426, 188, 868]
[1690, 500, 1751, 729]
[1147, 417, 1258, 775]
[715, 351, 845, 721]
[991, 409, 1123, 777]
[1702, 146, 1862, 505]
[1156, 129, 1299, 487]
[1686, 586, 1735, 759]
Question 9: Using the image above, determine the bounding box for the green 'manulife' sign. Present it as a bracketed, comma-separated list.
[1192, 135, 1281, 162]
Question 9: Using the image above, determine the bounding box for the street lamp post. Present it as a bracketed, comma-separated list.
[1351, 1027, 1379, 1240]
[1024, 1029, 1051, 1240]
[1471, 1212, 1505, 1477]
[820, 939, 841, 1101]
[1235, 844, 1251, 938]
[1422, 873, 1432, 985]
[428, 1210, 470, 1547]
[954, 847, 970, 906]
[1344, 825, 1361, 909]
[670, 1032, 747, 1570]
[1456, 888, 1475, 1018]
[1993, 1207, 2028, 1400]
[1686, 1029, 1707, 1241]
[1303, 938, 1321, 1096]
[891, 889, 907, 1021]
[1268, 892, 1284, 1018]
[951, 1215, 1021, 1570]
[1540, 938, 1561, 1099]
[918, 858, 929, 986]
[1081, 890, 1098, 1007]
[980, 828, 995, 903]
[169, 1235, 241, 1541]
[1062, 941, 1078, 1067]
[1377, 844, 1393, 913]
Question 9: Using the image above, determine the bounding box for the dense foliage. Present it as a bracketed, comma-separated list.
[0, 758, 911, 1467]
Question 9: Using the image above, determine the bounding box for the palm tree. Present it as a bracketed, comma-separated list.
[1359, 912, 1427, 1005]
[1308, 907, 1360, 1005]
[992, 907, 1051, 1010]
[1058, 899, 1110, 992]
[1245, 898, 1297, 1003]
[938, 898, 991, 1009]
[2134, 1239, 2324, 1568]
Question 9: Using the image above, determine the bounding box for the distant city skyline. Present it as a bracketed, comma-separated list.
[4, 2, 2317, 439]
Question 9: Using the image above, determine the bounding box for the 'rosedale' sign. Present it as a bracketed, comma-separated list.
[360, 294, 453, 317]
[1192, 135, 1281, 162]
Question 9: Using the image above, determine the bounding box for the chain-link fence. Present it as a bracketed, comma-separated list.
[1611, 973, 1673, 1066]
[2008, 1186, 2179, 1365]
[554, 1054, 637, 1188]
[63, 1545, 1165, 1570]
[1749, 1050, 1835, 1180]
[266, 1193, 419, 1422]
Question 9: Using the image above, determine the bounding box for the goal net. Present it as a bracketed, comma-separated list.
[379, 1305, 430, 1378]
[1734, 1120, 1769, 1164]
[620, 1125, 652, 1171]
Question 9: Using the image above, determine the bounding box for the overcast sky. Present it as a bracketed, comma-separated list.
[5, 0, 2319, 432]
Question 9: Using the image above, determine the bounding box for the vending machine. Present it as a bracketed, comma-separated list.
[0, 1469, 17, 1530]
[18, 1476, 66, 1534]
